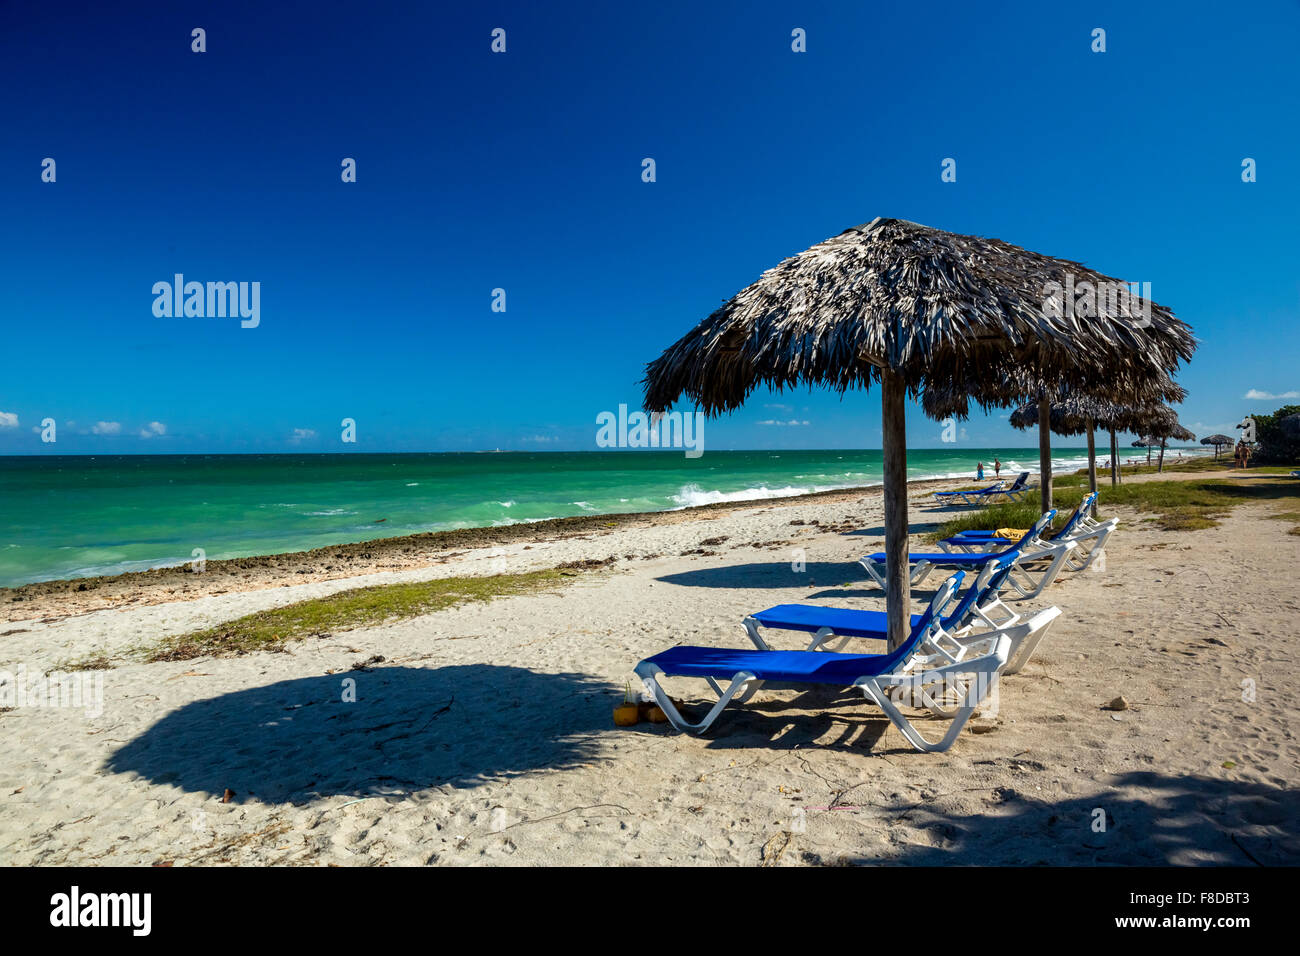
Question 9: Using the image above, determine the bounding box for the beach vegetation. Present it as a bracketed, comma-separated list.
[1246, 404, 1300, 465]
[932, 470, 1300, 539]
[144, 567, 583, 662]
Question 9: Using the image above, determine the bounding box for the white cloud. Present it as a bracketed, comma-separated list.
[289, 428, 316, 442]
[521, 434, 557, 443]
[757, 419, 811, 426]
[0, 411, 17, 428]
[139, 421, 166, 438]
[763, 403, 793, 412]
[1192, 422, 1238, 437]
[1243, 388, 1299, 400]
[92, 421, 121, 435]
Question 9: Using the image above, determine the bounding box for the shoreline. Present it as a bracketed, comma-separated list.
[0, 453, 1212, 622]
[1, 474, 967, 622]
[2, 448, 1210, 593]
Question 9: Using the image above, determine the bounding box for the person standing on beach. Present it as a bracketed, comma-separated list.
[977, 461, 985, 481]
[993, 458, 1001, 479]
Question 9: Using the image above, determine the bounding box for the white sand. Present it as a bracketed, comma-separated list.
[1, 474, 1297, 865]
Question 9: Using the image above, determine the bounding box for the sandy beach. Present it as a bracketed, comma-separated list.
[1, 467, 1295, 866]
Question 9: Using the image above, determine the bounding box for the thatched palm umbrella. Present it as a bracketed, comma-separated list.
[926, 372, 1185, 511]
[1147, 419, 1195, 472]
[643, 218, 1194, 649]
[1000, 383, 1187, 509]
[1133, 436, 1160, 464]
[1007, 393, 1110, 513]
[1097, 402, 1183, 482]
[1201, 434, 1233, 460]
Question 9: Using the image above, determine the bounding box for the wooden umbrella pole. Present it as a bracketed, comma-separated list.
[1110, 427, 1121, 485]
[1086, 417, 1098, 517]
[1038, 395, 1053, 514]
[1158, 438, 1166, 472]
[881, 370, 911, 652]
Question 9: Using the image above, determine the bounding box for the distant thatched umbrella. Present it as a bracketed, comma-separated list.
[644, 218, 1195, 649]
[925, 367, 1186, 512]
[1201, 434, 1234, 460]
[1132, 436, 1160, 464]
[1094, 399, 1186, 485]
[1006, 393, 1114, 513]
[999, 384, 1187, 506]
[1145, 417, 1195, 473]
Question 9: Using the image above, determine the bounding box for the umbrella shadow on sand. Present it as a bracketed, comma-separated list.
[655, 693, 1297, 864]
[655, 560, 870, 591]
[655, 560, 962, 604]
[849, 769, 1300, 866]
[105, 665, 612, 804]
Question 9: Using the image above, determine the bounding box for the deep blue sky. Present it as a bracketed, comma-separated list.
[3, 1, 1297, 454]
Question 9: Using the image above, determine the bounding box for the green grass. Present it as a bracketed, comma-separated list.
[929, 472, 1098, 541]
[1109, 454, 1296, 477]
[931, 471, 1300, 539]
[1099, 454, 1231, 478]
[926, 501, 1050, 541]
[144, 567, 580, 662]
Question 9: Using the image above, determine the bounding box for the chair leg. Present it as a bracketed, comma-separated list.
[743, 616, 772, 651]
[857, 637, 1013, 751]
[1070, 527, 1113, 571]
[804, 626, 839, 651]
[1018, 547, 1073, 600]
[972, 597, 1020, 631]
[951, 607, 1060, 676]
[1006, 546, 1073, 600]
[858, 678, 986, 753]
[999, 607, 1062, 675]
[860, 558, 888, 590]
[639, 667, 760, 735]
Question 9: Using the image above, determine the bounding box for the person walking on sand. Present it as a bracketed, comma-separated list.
[976, 461, 985, 481]
[993, 458, 1001, 479]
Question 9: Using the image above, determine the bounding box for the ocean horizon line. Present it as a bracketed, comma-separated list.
[0, 446, 1214, 588]
[0, 444, 1201, 460]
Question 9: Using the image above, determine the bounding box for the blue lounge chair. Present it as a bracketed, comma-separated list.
[942, 493, 1097, 546]
[861, 510, 1056, 586]
[940, 497, 1089, 554]
[979, 471, 1034, 502]
[741, 560, 1059, 685]
[634, 573, 1015, 750]
[932, 480, 1005, 507]
[864, 510, 1078, 599]
[940, 492, 1116, 572]
[744, 557, 1017, 653]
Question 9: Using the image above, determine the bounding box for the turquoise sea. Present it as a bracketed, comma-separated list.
[0, 448, 1202, 587]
